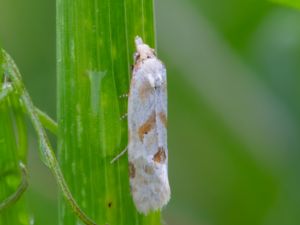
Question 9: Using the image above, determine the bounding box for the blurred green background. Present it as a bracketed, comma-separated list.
[1, 0, 300, 224]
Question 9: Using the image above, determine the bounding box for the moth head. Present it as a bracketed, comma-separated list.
[134, 36, 156, 63]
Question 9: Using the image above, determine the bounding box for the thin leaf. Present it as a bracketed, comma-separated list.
[35, 108, 58, 136]
[57, 0, 161, 224]
[2, 49, 97, 225]
[0, 163, 28, 213]
[0, 50, 29, 224]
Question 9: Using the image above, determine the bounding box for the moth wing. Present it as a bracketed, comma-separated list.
[128, 68, 157, 159]
[128, 60, 170, 214]
[155, 65, 168, 156]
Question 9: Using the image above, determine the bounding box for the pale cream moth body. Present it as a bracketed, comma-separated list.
[127, 36, 170, 214]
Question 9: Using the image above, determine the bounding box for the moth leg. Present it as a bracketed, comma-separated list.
[119, 93, 128, 98]
[0, 162, 28, 212]
[110, 146, 128, 164]
[120, 113, 128, 120]
[119, 93, 128, 120]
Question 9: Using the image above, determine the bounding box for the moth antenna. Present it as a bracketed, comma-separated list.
[111, 146, 128, 164]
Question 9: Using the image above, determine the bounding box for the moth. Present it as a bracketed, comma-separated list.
[127, 36, 170, 214]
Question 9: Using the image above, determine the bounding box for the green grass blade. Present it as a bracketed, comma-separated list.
[0, 106, 29, 225]
[0, 163, 28, 213]
[2, 49, 97, 225]
[0, 51, 29, 224]
[35, 108, 58, 136]
[57, 0, 161, 224]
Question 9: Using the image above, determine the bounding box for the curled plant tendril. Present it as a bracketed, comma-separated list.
[0, 162, 28, 212]
[1, 49, 97, 225]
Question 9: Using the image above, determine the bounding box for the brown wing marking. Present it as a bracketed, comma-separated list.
[138, 79, 153, 101]
[159, 111, 167, 128]
[138, 111, 156, 141]
[129, 162, 136, 178]
[144, 164, 155, 175]
[153, 147, 166, 163]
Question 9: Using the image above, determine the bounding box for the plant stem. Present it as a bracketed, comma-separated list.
[35, 108, 58, 136]
[57, 0, 160, 224]
[2, 50, 97, 225]
[0, 86, 57, 135]
[0, 52, 29, 224]
[0, 163, 28, 213]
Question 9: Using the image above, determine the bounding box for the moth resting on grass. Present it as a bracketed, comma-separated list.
[127, 36, 170, 214]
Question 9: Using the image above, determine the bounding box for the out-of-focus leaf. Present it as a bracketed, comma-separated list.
[157, 0, 300, 224]
[270, 0, 300, 9]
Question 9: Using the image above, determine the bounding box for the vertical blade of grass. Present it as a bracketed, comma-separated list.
[57, 0, 161, 224]
[3, 49, 98, 225]
[0, 51, 29, 225]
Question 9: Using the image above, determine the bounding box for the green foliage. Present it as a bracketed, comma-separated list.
[2, 0, 300, 224]
[0, 50, 29, 225]
[2, 49, 97, 225]
[157, 0, 300, 224]
[1, 0, 160, 223]
[270, 0, 300, 9]
[57, 0, 160, 224]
